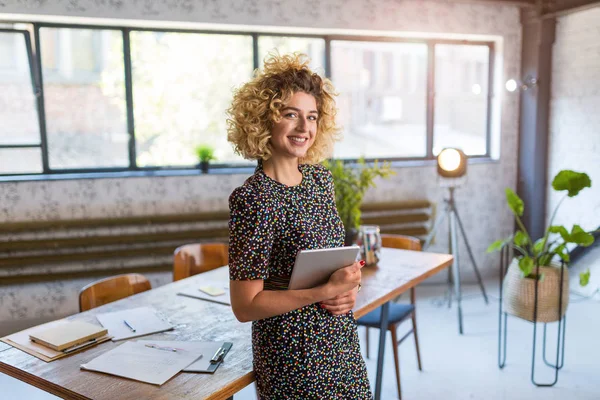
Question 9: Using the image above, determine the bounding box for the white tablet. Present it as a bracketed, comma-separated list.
[287, 245, 360, 290]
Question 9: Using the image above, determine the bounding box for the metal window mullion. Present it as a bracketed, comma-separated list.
[485, 42, 495, 157]
[325, 36, 331, 79]
[252, 33, 259, 71]
[123, 29, 137, 169]
[33, 24, 50, 173]
[426, 41, 435, 159]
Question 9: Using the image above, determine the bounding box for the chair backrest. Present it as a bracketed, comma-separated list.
[79, 273, 152, 312]
[381, 234, 422, 251]
[173, 243, 229, 282]
[380, 234, 422, 304]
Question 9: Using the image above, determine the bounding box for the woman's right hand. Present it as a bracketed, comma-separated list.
[327, 260, 365, 297]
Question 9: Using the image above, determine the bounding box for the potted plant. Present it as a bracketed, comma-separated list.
[488, 170, 595, 322]
[323, 158, 395, 246]
[194, 144, 216, 173]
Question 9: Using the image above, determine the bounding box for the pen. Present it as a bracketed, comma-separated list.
[123, 319, 136, 332]
[210, 347, 226, 363]
[144, 344, 185, 352]
[63, 338, 98, 354]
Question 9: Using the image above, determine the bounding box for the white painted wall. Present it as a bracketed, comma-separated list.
[549, 6, 600, 295]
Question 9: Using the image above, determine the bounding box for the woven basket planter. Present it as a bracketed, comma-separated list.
[503, 258, 569, 323]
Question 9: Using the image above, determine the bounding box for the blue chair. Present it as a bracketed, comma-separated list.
[357, 234, 423, 399]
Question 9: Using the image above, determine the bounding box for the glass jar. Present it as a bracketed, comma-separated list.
[357, 225, 381, 266]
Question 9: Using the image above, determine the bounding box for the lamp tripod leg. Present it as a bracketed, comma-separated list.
[423, 203, 448, 250]
[449, 209, 464, 334]
[452, 204, 489, 304]
[447, 206, 454, 309]
[423, 204, 452, 308]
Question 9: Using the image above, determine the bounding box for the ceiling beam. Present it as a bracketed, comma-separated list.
[541, 0, 600, 17]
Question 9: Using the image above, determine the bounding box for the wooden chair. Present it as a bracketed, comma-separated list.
[79, 273, 152, 312]
[173, 243, 229, 281]
[357, 234, 423, 400]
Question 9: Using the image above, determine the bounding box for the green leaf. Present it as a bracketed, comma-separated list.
[552, 170, 592, 197]
[194, 144, 216, 162]
[518, 256, 534, 277]
[568, 225, 595, 246]
[514, 231, 529, 247]
[533, 238, 545, 255]
[549, 225, 569, 241]
[505, 188, 524, 217]
[487, 239, 508, 253]
[538, 253, 553, 266]
[580, 269, 590, 287]
[554, 244, 570, 263]
[324, 157, 395, 231]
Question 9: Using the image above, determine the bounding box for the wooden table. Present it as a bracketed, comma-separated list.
[0, 248, 452, 400]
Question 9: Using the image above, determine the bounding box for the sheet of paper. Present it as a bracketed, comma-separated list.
[96, 307, 173, 341]
[178, 281, 231, 306]
[80, 340, 203, 386]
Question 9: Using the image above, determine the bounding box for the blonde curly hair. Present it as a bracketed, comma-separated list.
[226, 53, 341, 164]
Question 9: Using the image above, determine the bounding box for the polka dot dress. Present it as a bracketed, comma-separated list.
[228, 162, 373, 399]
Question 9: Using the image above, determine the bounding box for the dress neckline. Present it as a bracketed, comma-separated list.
[255, 161, 308, 190]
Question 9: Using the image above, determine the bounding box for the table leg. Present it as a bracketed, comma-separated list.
[374, 302, 390, 400]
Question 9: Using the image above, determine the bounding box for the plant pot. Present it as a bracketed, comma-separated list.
[503, 258, 569, 323]
[199, 161, 209, 174]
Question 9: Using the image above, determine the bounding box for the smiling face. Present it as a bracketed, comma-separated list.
[269, 91, 318, 161]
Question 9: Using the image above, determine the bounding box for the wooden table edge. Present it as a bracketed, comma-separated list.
[204, 371, 255, 400]
[353, 255, 454, 319]
[1, 351, 256, 400]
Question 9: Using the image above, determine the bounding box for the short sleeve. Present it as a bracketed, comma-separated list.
[228, 186, 275, 281]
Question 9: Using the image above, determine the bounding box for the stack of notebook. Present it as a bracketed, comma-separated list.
[0, 319, 112, 362]
[30, 321, 109, 353]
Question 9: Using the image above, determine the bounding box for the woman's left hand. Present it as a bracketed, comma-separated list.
[319, 285, 359, 315]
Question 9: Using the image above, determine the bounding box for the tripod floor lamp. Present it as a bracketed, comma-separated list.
[423, 148, 489, 334]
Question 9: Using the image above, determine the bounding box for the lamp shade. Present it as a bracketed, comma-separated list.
[437, 148, 467, 178]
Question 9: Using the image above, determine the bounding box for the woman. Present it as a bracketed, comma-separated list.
[227, 53, 372, 399]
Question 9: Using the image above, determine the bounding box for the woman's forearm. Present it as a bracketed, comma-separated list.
[234, 285, 333, 322]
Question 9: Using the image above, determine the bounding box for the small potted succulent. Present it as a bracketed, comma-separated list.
[488, 170, 595, 322]
[194, 144, 216, 173]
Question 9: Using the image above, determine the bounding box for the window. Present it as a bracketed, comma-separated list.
[331, 40, 428, 159]
[434, 44, 490, 156]
[0, 29, 42, 174]
[39, 27, 129, 169]
[257, 36, 326, 75]
[0, 21, 495, 176]
[130, 31, 253, 166]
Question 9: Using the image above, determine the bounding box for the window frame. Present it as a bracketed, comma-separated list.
[0, 21, 496, 178]
[0, 27, 45, 173]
